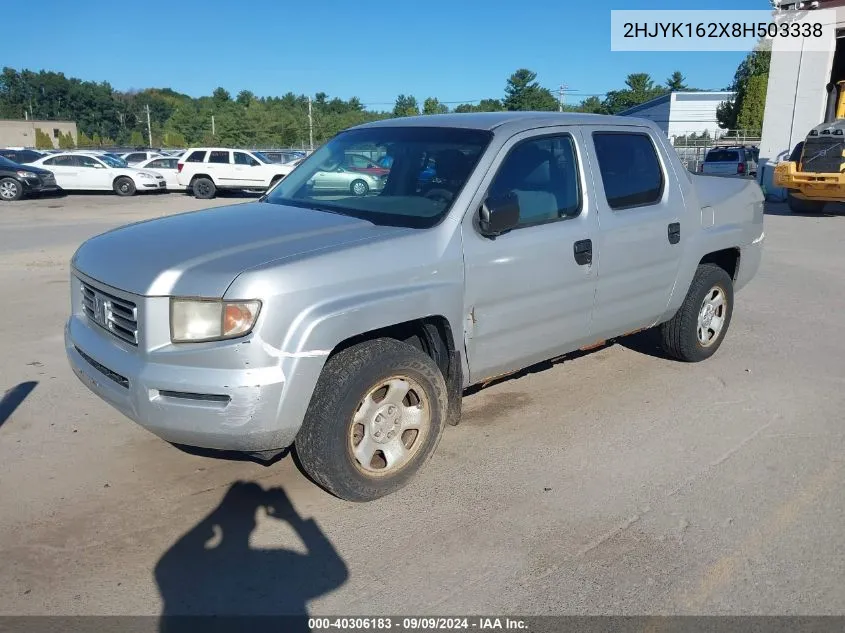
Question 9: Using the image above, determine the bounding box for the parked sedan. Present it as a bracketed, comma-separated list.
[306, 164, 385, 196]
[134, 156, 185, 190]
[0, 155, 58, 201]
[121, 150, 164, 165]
[28, 152, 166, 196]
[0, 148, 46, 164]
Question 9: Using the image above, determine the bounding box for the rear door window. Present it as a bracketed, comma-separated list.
[185, 150, 207, 163]
[209, 151, 230, 164]
[591, 131, 664, 210]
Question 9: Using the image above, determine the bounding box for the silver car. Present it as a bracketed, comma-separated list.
[305, 163, 385, 196]
[65, 112, 764, 502]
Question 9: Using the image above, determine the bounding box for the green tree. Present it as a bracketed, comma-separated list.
[716, 49, 770, 132]
[34, 128, 54, 149]
[212, 87, 231, 103]
[577, 96, 607, 114]
[666, 71, 688, 91]
[92, 133, 102, 146]
[77, 130, 94, 147]
[423, 97, 448, 115]
[393, 94, 420, 117]
[603, 73, 668, 114]
[735, 74, 768, 133]
[58, 130, 75, 148]
[129, 130, 144, 146]
[503, 69, 557, 111]
[163, 131, 187, 147]
[236, 90, 255, 107]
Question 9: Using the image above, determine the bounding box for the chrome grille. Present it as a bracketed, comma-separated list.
[80, 281, 139, 346]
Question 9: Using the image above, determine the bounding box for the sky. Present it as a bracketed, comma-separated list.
[6, 0, 774, 110]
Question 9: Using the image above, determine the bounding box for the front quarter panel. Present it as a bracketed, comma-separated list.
[223, 225, 467, 435]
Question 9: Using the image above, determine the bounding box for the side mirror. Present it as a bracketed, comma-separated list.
[479, 192, 520, 237]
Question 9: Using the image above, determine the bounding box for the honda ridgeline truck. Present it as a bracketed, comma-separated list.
[65, 112, 765, 502]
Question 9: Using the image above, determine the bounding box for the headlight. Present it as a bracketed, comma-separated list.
[138, 173, 154, 179]
[170, 299, 262, 343]
[16, 171, 37, 178]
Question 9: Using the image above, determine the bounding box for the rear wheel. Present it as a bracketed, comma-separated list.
[192, 177, 216, 199]
[659, 263, 734, 362]
[787, 191, 825, 214]
[113, 177, 136, 197]
[0, 178, 23, 201]
[295, 338, 448, 502]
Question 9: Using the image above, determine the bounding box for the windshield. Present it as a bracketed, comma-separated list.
[262, 126, 493, 228]
[0, 155, 22, 168]
[253, 152, 274, 164]
[99, 154, 127, 167]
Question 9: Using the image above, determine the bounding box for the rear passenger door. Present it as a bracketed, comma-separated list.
[462, 129, 599, 383]
[583, 127, 685, 340]
[206, 150, 232, 184]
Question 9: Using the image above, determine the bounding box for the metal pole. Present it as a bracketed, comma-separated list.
[211, 115, 216, 137]
[308, 97, 314, 150]
[146, 104, 153, 148]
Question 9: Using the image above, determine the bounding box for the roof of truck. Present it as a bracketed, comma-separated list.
[352, 111, 656, 133]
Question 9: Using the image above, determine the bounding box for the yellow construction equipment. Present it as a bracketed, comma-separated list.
[774, 80, 845, 213]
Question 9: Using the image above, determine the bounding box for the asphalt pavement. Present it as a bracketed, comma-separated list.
[1, 192, 843, 617]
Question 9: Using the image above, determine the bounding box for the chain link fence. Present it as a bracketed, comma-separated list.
[670, 129, 762, 173]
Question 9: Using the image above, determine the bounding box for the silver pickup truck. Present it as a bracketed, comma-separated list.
[65, 113, 764, 502]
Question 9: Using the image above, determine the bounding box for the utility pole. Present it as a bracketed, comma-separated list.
[307, 96, 314, 150]
[145, 104, 153, 148]
[558, 84, 569, 112]
[211, 115, 216, 137]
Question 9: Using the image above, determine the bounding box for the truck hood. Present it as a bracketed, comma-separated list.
[72, 201, 409, 297]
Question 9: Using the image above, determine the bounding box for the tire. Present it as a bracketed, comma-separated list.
[295, 338, 449, 502]
[0, 177, 23, 201]
[787, 192, 825, 214]
[192, 177, 216, 199]
[113, 177, 136, 197]
[350, 179, 369, 196]
[659, 263, 734, 363]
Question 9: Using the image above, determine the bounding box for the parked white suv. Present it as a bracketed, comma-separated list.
[177, 148, 295, 199]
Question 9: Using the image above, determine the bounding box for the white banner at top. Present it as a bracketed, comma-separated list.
[610, 9, 837, 53]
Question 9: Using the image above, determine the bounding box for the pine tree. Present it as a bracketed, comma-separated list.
[58, 131, 75, 149]
[34, 128, 54, 149]
[77, 131, 94, 148]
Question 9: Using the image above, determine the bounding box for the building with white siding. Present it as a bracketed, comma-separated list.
[618, 91, 735, 139]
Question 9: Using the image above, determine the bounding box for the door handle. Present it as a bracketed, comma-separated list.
[573, 239, 592, 266]
[668, 222, 680, 244]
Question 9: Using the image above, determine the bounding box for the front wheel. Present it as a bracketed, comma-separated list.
[0, 177, 23, 201]
[295, 338, 448, 502]
[659, 263, 734, 362]
[350, 179, 369, 196]
[113, 177, 136, 197]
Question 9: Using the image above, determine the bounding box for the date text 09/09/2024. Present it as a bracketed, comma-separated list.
[308, 617, 529, 630]
[623, 21, 824, 39]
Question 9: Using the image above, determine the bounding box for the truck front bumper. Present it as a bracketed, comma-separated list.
[773, 162, 845, 201]
[65, 314, 303, 452]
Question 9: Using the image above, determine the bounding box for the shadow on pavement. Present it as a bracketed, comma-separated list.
[0, 381, 38, 428]
[764, 202, 842, 217]
[156, 480, 348, 632]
